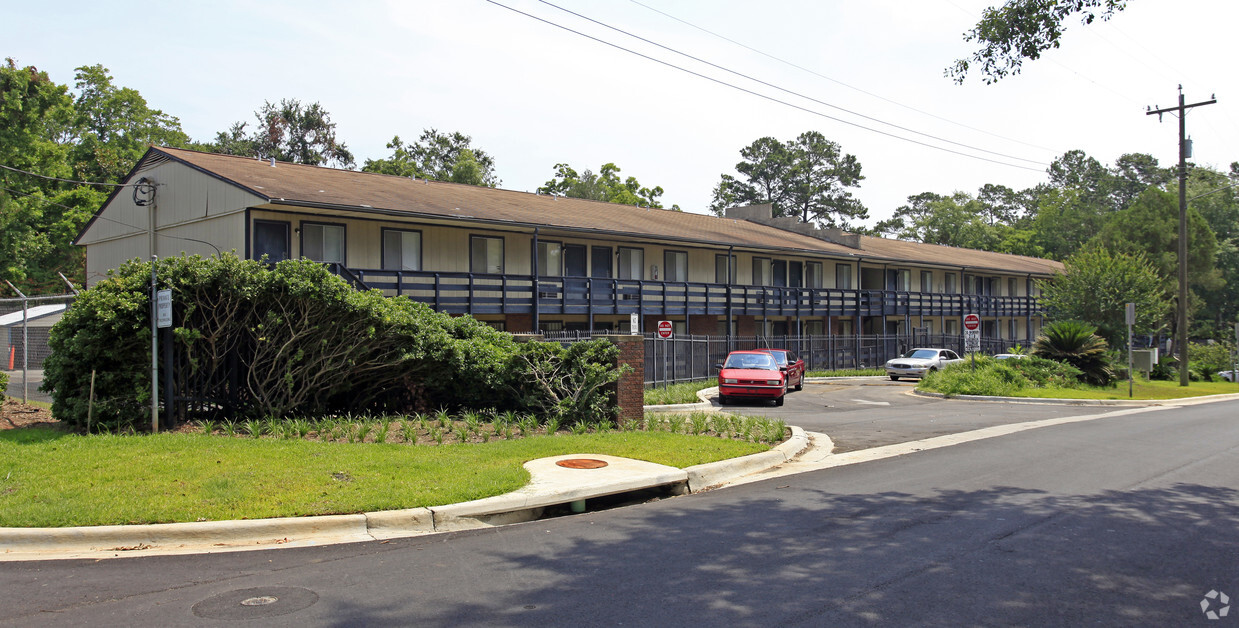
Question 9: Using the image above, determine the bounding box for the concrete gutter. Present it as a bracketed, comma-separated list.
[0, 429, 810, 561]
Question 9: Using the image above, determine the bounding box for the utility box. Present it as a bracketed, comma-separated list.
[1132, 349, 1158, 372]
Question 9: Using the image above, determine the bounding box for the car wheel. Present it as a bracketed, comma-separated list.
[718, 395, 731, 406]
[794, 373, 803, 391]
[774, 394, 784, 407]
[889, 375, 899, 381]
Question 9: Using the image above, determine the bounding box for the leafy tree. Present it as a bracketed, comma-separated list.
[0, 60, 107, 291]
[947, 0, 1128, 84]
[362, 129, 499, 187]
[205, 99, 353, 168]
[1186, 165, 1239, 335]
[1092, 187, 1221, 294]
[710, 131, 866, 228]
[1037, 244, 1169, 346]
[67, 64, 192, 182]
[537, 162, 676, 209]
[1031, 320, 1114, 386]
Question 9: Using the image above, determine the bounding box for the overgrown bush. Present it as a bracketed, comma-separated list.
[921, 355, 1084, 397]
[43, 254, 621, 431]
[1189, 341, 1236, 381]
[0, 370, 8, 394]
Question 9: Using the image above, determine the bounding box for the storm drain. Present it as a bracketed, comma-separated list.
[555, 458, 609, 469]
[192, 587, 318, 620]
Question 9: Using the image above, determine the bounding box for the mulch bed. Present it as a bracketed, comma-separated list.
[0, 398, 59, 431]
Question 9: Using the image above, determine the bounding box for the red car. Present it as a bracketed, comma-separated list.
[759, 349, 805, 391]
[717, 350, 787, 406]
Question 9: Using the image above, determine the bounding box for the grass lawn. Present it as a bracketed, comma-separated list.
[0, 427, 768, 528]
[1009, 379, 1239, 400]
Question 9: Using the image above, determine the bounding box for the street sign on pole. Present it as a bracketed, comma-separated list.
[963, 313, 980, 332]
[629, 312, 638, 334]
[964, 329, 981, 353]
[156, 289, 172, 329]
[657, 320, 673, 339]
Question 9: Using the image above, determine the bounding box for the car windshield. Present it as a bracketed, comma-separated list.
[763, 351, 789, 366]
[903, 349, 939, 359]
[723, 354, 777, 370]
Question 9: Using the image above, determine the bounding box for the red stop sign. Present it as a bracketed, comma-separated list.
[657, 320, 673, 339]
[963, 313, 980, 331]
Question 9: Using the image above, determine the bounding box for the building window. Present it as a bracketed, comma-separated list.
[253, 220, 290, 262]
[945, 273, 958, 294]
[838, 319, 854, 335]
[894, 269, 911, 291]
[836, 264, 853, 289]
[805, 320, 824, 335]
[752, 257, 772, 286]
[537, 241, 563, 276]
[806, 262, 823, 289]
[618, 247, 643, 280]
[1008, 277, 1018, 297]
[921, 270, 933, 293]
[301, 222, 345, 264]
[591, 246, 612, 278]
[946, 319, 959, 335]
[664, 250, 687, 282]
[470, 235, 504, 274]
[382, 229, 421, 271]
[715, 254, 736, 284]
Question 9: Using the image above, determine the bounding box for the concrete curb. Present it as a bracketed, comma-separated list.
[0, 514, 371, 553]
[684, 426, 809, 491]
[912, 389, 1239, 406]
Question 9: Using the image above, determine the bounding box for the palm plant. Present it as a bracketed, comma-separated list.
[1031, 320, 1113, 386]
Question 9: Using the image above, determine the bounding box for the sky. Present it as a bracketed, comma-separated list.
[9, 0, 1239, 227]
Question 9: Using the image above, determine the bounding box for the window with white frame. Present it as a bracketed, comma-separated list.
[470, 235, 504, 274]
[537, 241, 563, 276]
[895, 269, 911, 291]
[945, 273, 958, 294]
[382, 229, 421, 271]
[302, 223, 345, 264]
[921, 270, 934, 292]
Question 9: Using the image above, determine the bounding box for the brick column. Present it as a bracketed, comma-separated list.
[607, 335, 645, 425]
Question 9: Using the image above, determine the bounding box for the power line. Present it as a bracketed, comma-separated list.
[484, 0, 1045, 173]
[629, 0, 1060, 156]
[1, 186, 222, 256]
[0, 163, 153, 188]
[543, 0, 1047, 166]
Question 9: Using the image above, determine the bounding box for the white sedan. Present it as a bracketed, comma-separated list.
[885, 348, 965, 380]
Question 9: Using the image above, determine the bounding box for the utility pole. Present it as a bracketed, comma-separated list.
[1147, 87, 1216, 387]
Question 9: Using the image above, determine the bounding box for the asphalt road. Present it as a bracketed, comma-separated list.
[3, 399, 1236, 626]
[726, 378, 1107, 451]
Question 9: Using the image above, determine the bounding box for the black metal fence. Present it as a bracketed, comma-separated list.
[540, 331, 1033, 387]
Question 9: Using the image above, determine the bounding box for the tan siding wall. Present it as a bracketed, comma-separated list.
[79, 160, 261, 246]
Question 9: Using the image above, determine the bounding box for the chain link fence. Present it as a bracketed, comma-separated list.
[2, 294, 75, 403]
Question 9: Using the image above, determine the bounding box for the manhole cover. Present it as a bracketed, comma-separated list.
[192, 587, 318, 620]
[556, 458, 608, 469]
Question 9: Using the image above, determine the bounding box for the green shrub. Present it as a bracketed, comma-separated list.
[923, 361, 1028, 397]
[42, 254, 621, 431]
[1032, 320, 1114, 386]
[0, 371, 8, 394]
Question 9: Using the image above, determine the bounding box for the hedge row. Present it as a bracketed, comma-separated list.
[42, 255, 622, 431]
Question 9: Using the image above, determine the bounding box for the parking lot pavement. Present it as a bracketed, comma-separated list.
[720, 378, 1105, 453]
[3, 369, 48, 404]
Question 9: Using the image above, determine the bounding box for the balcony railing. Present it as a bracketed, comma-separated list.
[337, 267, 1043, 319]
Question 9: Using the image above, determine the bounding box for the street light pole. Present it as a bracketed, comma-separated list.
[1147, 87, 1216, 386]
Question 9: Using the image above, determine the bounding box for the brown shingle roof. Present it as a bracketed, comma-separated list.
[153, 147, 1063, 276]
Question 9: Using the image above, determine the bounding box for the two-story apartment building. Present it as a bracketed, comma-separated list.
[76, 147, 1062, 345]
